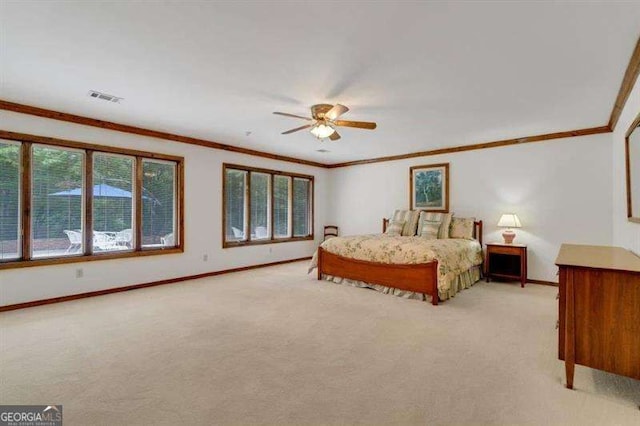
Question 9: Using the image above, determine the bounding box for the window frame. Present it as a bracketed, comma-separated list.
[0, 130, 184, 270]
[223, 163, 314, 248]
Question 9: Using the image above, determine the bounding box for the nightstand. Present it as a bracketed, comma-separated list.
[485, 243, 528, 287]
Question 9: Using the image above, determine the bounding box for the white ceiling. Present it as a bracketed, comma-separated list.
[1, 1, 639, 164]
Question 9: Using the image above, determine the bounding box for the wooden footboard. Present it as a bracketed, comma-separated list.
[317, 247, 440, 305]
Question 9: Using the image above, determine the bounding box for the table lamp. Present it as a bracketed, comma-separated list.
[497, 213, 522, 244]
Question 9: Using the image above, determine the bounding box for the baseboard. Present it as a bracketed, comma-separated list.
[0, 256, 312, 312]
[527, 278, 559, 287]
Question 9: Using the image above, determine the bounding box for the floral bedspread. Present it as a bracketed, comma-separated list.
[309, 234, 483, 297]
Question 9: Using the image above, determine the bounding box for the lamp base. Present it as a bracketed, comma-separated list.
[502, 230, 516, 244]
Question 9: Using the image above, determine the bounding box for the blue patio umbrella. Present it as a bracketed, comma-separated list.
[49, 183, 154, 200]
[49, 183, 159, 233]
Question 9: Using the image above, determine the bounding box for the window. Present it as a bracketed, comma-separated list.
[142, 160, 177, 248]
[0, 141, 20, 260]
[93, 153, 134, 252]
[250, 172, 270, 240]
[224, 169, 247, 241]
[293, 177, 311, 237]
[223, 164, 313, 247]
[32, 145, 85, 258]
[0, 132, 183, 269]
[273, 175, 290, 238]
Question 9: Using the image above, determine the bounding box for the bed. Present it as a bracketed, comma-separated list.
[310, 218, 483, 306]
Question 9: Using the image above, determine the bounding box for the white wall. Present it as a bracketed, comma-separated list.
[612, 76, 640, 254]
[328, 134, 613, 282]
[0, 111, 329, 306]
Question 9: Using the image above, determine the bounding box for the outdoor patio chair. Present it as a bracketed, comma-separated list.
[63, 230, 83, 253]
[255, 226, 268, 238]
[232, 227, 244, 239]
[161, 233, 174, 246]
[115, 229, 132, 248]
[93, 231, 117, 251]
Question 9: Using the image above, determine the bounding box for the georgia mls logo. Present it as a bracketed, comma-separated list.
[0, 404, 63, 425]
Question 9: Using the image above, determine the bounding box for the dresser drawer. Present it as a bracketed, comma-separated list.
[487, 245, 523, 255]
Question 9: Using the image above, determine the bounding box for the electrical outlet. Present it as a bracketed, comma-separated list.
[76, 268, 83, 278]
[203, 254, 209, 262]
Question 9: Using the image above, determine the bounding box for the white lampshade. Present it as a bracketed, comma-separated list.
[497, 213, 522, 228]
[310, 123, 335, 139]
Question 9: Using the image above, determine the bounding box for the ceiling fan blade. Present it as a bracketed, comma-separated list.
[273, 112, 313, 121]
[329, 130, 341, 141]
[334, 120, 377, 130]
[281, 124, 313, 135]
[324, 104, 349, 120]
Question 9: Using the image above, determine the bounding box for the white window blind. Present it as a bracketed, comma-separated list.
[250, 172, 270, 240]
[225, 168, 247, 242]
[223, 165, 312, 245]
[31, 145, 85, 258]
[142, 160, 177, 248]
[93, 153, 134, 252]
[273, 175, 290, 238]
[293, 177, 311, 237]
[0, 141, 20, 260]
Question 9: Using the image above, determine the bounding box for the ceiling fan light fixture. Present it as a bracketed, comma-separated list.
[310, 123, 335, 139]
[274, 104, 375, 141]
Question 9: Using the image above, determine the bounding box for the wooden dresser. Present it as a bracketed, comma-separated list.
[556, 244, 640, 389]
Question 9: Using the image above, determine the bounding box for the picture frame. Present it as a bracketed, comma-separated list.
[410, 163, 449, 212]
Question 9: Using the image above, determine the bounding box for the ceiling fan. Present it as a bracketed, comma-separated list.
[273, 104, 377, 141]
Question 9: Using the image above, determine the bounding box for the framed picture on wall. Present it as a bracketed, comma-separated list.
[410, 163, 449, 212]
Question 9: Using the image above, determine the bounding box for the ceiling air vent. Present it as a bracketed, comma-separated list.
[87, 90, 123, 104]
[316, 149, 330, 153]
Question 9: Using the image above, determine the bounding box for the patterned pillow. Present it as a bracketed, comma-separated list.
[384, 220, 405, 236]
[419, 220, 441, 240]
[417, 211, 453, 239]
[450, 217, 476, 240]
[392, 209, 420, 236]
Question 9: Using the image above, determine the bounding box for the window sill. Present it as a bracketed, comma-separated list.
[223, 236, 314, 248]
[0, 247, 184, 270]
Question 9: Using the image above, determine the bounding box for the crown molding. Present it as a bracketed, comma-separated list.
[327, 126, 611, 168]
[0, 100, 613, 170]
[0, 99, 328, 169]
[608, 36, 640, 132]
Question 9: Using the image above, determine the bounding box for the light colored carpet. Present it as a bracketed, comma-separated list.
[1, 261, 639, 425]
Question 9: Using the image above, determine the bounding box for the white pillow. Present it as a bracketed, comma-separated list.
[417, 211, 453, 239]
[392, 209, 420, 236]
[385, 220, 405, 236]
[419, 220, 441, 240]
[450, 217, 476, 240]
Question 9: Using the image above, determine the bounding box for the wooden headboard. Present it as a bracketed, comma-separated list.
[382, 217, 483, 247]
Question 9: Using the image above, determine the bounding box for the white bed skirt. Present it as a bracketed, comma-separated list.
[320, 265, 482, 303]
